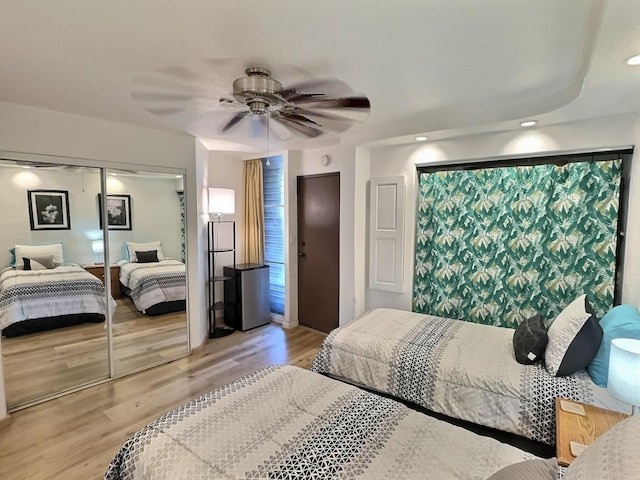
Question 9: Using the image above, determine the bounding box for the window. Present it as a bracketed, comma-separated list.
[262, 155, 285, 314]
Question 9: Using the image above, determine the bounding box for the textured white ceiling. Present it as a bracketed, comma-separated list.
[1, 0, 639, 152]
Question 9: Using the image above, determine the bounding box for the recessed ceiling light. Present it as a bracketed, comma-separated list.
[415, 136, 428, 142]
[625, 54, 640, 66]
[520, 120, 537, 127]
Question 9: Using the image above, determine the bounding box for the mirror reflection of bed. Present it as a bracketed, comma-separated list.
[107, 169, 188, 376]
[0, 158, 189, 411]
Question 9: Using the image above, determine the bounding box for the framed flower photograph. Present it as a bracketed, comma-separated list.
[99, 194, 132, 230]
[27, 189, 71, 230]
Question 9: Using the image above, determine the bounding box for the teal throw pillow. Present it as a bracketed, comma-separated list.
[587, 304, 640, 387]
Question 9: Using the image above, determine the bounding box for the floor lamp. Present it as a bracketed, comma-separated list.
[209, 188, 236, 338]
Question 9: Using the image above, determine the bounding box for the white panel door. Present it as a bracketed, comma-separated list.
[369, 175, 405, 292]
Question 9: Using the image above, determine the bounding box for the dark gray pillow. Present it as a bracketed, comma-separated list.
[487, 457, 558, 480]
[135, 250, 159, 263]
[22, 255, 56, 270]
[513, 314, 548, 364]
[545, 295, 603, 376]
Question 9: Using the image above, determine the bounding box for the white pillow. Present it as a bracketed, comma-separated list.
[564, 415, 640, 480]
[14, 243, 64, 269]
[125, 241, 165, 262]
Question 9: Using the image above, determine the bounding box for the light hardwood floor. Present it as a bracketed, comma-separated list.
[0, 323, 326, 480]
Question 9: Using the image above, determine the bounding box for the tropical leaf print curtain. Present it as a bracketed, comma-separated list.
[413, 159, 622, 328]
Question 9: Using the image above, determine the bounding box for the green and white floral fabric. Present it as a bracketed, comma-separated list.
[413, 160, 621, 328]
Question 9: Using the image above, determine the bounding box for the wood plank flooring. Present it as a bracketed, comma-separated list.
[0, 323, 326, 480]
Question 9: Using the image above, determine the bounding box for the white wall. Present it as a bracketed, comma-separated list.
[364, 113, 640, 312]
[0, 100, 200, 419]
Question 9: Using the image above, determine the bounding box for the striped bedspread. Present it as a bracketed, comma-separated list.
[119, 260, 186, 312]
[0, 265, 112, 330]
[105, 365, 551, 480]
[311, 308, 631, 445]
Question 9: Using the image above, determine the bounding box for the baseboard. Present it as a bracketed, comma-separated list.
[282, 318, 299, 329]
[0, 414, 11, 430]
[270, 313, 284, 325]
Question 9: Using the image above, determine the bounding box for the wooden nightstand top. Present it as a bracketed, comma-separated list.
[555, 397, 629, 466]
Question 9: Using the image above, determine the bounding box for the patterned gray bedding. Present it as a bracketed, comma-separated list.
[0, 265, 113, 331]
[119, 260, 186, 313]
[105, 365, 553, 480]
[311, 308, 630, 445]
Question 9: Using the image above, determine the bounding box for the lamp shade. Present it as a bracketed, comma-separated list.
[208, 188, 235, 216]
[608, 338, 640, 407]
[91, 240, 104, 254]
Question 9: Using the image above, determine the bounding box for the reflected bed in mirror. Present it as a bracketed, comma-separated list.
[107, 169, 188, 376]
[0, 159, 111, 409]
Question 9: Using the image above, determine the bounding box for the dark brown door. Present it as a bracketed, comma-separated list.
[297, 173, 340, 333]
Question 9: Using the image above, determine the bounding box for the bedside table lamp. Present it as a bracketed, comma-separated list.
[607, 338, 640, 415]
[91, 240, 104, 264]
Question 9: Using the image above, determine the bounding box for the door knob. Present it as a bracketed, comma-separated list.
[299, 252, 306, 257]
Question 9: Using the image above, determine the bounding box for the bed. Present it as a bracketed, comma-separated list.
[0, 264, 113, 337]
[119, 259, 186, 315]
[106, 365, 568, 480]
[311, 308, 630, 446]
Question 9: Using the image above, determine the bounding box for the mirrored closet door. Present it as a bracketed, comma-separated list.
[0, 159, 109, 408]
[106, 168, 188, 376]
[0, 157, 189, 411]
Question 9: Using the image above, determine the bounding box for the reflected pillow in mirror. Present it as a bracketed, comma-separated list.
[136, 250, 159, 263]
[126, 241, 164, 262]
[14, 243, 63, 269]
[23, 255, 56, 270]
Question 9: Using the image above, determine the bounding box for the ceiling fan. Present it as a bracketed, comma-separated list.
[131, 64, 371, 140]
[218, 67, 370, 138]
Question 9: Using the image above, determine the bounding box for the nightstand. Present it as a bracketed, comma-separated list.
[555, 397, 629, 466]
[83, 264, 121, 299]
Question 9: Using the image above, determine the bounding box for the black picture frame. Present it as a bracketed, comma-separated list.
[27, 189, 71, 230]
[99, 194, 132, 230]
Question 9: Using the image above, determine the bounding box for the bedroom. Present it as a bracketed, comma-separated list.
[2, 1, 640, 479]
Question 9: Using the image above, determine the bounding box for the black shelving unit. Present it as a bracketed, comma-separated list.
[207, 220, 236, 338]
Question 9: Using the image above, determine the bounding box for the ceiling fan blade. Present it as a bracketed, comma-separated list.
[145, 106, 185, 116]
[272, 113, 324, 138]
[295, 96, 370, 109]
[279, 78, 355, 101]
[287, 107, 356, 133]
[222, 111, 250, 133]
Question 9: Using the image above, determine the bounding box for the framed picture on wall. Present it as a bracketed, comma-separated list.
[27, 189, 71, 230]
[99, 194, 132, 230]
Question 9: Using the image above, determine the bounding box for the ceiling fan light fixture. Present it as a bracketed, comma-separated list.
[625, 54, 640, 66]
[520, 120, 537, 127]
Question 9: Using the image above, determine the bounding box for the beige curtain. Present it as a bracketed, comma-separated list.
[242, 159, 265, 264]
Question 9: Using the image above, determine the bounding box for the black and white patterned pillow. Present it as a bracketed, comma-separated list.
[513, 314, 548, 364]
[22, 255, 56, 270]
[564, 416, 640, 480]
[545, 295, 602, 376]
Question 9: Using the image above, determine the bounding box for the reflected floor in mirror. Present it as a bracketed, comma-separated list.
[2, 298, 188, 409]
[0, 323, 326, 480]
[112, 297, 188, 375]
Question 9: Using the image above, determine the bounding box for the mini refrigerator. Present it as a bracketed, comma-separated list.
[223, 263, 271, 331]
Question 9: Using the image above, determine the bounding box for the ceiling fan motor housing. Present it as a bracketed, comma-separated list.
[233, 67, 283, 115]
